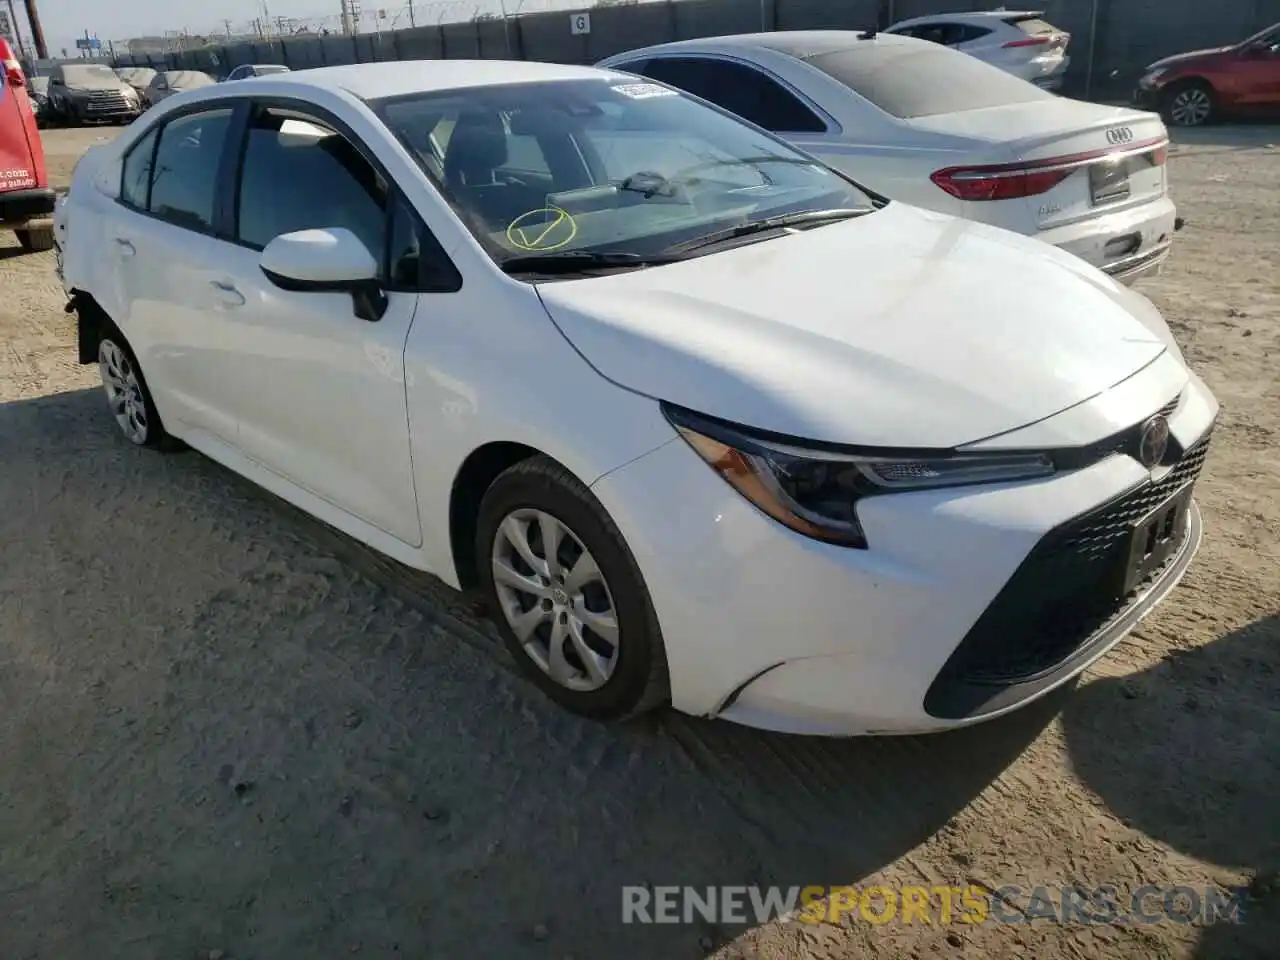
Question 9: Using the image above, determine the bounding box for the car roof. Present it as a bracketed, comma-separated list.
[605, 29, 921, 61]
[253, 59, 617, 100]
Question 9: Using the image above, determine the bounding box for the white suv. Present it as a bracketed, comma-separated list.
[886, 9, 1071, 89]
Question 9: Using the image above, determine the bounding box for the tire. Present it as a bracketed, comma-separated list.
[15, 225, 54, 253]
[476, 455, 669, 721]
[1161, 80, 1216, 127]
[95, 322, 182, 451]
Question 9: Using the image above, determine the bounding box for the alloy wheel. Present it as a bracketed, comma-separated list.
[98, 339, 149, 445]
[1170, 88, 1212, 126]
[491, 508, 620, 692]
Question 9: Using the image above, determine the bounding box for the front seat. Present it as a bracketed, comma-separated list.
[442, 112, 525, 228]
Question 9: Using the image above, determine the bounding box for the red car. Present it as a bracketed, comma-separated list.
[0, 38, 54, 250]
[1134, 22, 1280, 127]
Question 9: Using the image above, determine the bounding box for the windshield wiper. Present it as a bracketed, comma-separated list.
[500, 250, 687, 276]
[667, 208, 874, 255]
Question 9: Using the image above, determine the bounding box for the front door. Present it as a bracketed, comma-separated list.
[1232, 34, 1280, 110]
[213, 103, 423, 547]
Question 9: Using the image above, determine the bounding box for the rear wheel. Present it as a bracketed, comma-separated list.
[15, 225, 55, 252]
[476, 456, 669, 721]
[96, 325, 181, 451]
[1162, 80, 1216, 127]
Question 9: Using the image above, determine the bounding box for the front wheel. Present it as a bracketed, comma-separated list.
[476, 456, 669, 721]
[96, 327, 181, 450]
[1162, 81, 1216, 127]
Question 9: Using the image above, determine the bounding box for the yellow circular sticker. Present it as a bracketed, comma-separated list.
[506, 206, 578, 252]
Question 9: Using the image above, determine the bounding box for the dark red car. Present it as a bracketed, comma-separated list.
[1133, 22, 1280, 126]
[0, 38, 54, 250]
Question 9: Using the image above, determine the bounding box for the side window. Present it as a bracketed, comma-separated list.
[641, 57, 825, 133]
[120, 127, 158, 210]
[236, 107, 387, 271]
[148, 108, 234, 232]
[388, 196, 461, 293]
[960, 25, 994, 43]
[911, 24, 967, 46]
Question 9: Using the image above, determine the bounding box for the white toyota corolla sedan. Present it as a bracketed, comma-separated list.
[598, 31, 1178, 283]
[54, 60, 1217, 736]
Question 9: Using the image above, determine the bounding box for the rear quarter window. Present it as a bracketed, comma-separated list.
[803, 43, 1055, 119]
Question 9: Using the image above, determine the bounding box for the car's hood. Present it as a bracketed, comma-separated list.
[66, 79, 129, 92]
[535, 204, 1172, 448]
[1148, 46, 1235, 70]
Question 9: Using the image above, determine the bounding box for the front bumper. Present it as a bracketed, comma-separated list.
[590, 368, 1217, 736]
[0, 186, 56, 225]
[67, 99, 141, 122]
[1132, 84, 1162, 111]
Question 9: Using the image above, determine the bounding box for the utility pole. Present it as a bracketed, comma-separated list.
[222, 18, 233, 38]
[6, 0, 28, 60]
[22, 0, 46, 58]
[408, 1, 415, 28]
[339, 0, 352, 36]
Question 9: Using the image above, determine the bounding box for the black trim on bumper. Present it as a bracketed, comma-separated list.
[924, 429, 1212, 721]
[0, 187, 56, 224]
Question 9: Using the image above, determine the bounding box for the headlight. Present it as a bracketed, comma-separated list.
[1139, 67, 1167, 86]
[663, 404, 1054, 549]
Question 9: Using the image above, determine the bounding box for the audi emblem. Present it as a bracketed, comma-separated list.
[1106, 126, 1135, 146]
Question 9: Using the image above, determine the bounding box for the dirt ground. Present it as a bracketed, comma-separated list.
[0, 124, 1276, 960]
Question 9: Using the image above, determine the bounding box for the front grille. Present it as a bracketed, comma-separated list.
[1052, 390, 1182, 471]
[83, 91, 130, 113]
[936, 429, 1211, 686]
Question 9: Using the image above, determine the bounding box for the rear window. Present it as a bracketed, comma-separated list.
[1007, 17, 1059, 36]
[802, 43, 1054, 119]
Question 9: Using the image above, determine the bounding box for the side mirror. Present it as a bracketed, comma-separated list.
[260, 227, 387, 322]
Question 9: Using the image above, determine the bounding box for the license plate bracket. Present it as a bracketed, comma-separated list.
[1090, 159, 1131, 206]
[1121, 483, 1193, 594]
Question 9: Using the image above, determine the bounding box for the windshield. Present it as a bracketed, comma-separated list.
[1243, 22, 1279, 46]
[372, 78, 876, 265]
[60, 65, 121, 86]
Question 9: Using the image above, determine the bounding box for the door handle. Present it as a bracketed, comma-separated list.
[114, 237, 135, 258]
[209, 280, 245, 308]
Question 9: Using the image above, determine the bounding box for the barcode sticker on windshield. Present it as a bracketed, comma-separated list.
[611, 82, 676, 99]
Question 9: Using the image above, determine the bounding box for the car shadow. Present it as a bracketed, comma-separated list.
[0, 387, 1057, 960]
[1062, 613, 1280, 958]
[0, 244, 41, 262]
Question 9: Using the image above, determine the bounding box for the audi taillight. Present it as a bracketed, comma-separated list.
[931, 165, 1074, 202]
[1003, 36, 1051, 48]
[932, 138, 1169, 202]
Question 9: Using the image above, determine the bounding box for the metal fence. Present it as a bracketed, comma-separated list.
[110, 0, 1280, 100]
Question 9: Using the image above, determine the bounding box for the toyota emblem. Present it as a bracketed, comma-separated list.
[1138, 416, 1170, 469]
[1106, 126, 1135, 146]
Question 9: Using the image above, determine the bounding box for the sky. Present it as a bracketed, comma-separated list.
[20, 0, 586, 57]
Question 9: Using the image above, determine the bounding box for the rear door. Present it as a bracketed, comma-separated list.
[110, 104, 243, 442]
